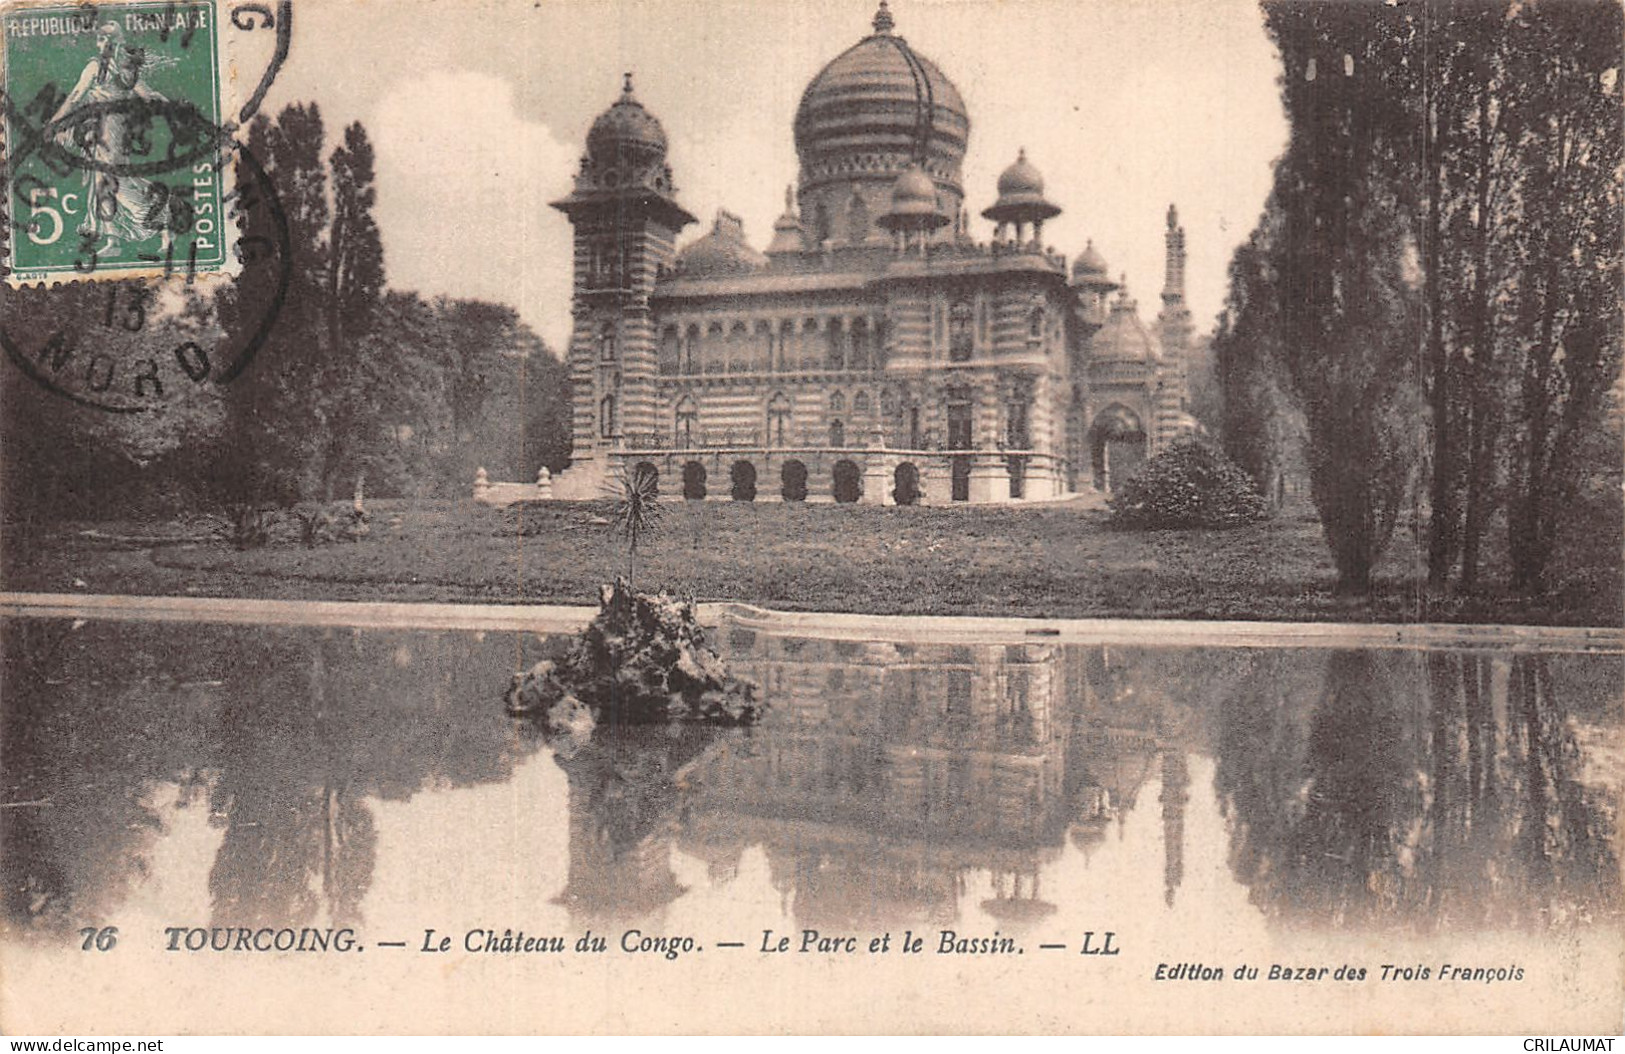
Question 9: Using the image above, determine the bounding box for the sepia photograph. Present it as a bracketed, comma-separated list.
[0, 0, 1621, 1036]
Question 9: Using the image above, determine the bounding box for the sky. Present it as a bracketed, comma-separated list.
[256, 0, 1288, 352]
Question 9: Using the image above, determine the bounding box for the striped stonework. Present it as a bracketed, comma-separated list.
[530, 46, 1195, 506]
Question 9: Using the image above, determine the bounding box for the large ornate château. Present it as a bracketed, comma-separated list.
[547, 2, 1195, 504]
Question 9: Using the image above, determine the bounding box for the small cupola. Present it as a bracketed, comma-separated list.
[982, 148, 1060, 243]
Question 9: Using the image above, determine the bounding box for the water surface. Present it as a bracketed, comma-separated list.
[3, 615, 1619, 1032]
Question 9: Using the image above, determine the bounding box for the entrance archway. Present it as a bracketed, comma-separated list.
[1089, 405, 1147, 492]
[682, 460, 707, 500]
[893, 462, 920, 506]
[730, 461, 757, 502]
[832, 460, 862, 503]
[781, 460, 808, 501]
[951, 457, 971, 502]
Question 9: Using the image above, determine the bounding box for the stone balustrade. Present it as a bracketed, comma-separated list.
[473, 466, 554, 506]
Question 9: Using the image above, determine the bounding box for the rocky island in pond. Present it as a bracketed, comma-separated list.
[505, 579, 762, 743]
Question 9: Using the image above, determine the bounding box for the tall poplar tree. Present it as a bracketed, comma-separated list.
[1262, 1, 1425, 597]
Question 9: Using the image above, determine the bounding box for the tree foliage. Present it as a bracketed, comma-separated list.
[1218, 0, 1621, 598]
[0, 101, 574, 541]
[1212, 234, 1293, 501]
[1264, 1, 1426, 595]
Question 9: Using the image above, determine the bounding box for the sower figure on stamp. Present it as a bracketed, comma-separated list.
[49, 22, 179, 261]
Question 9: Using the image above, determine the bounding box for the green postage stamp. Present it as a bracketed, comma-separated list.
[2, 0, 228, 282]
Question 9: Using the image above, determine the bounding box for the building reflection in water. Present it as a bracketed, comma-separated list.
[558, 630, 1202, 931]
[3, 615, 1618, 942]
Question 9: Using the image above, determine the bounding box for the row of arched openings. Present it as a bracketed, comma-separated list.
[632, 460, 922, 505]
[658, 317, 886, 375]
[674, 390, 892, 449]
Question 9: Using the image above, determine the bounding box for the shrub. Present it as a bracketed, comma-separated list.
[344, 505, 372, 541]
[294, 506, 336, 547]
[499, 500, 559, 537]
[214, 503, 276, 550]
[1108, 440, 1271, 530]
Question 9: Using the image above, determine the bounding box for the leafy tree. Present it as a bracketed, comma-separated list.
[1212, 233, 1291, 501]
[0, 279, 227, 536]
[1498, 0, 1623, 593]
[215, 106, 331, 505]
[1261, 1, 1426, 596]
[1216, 2, 1621, 605]
[4, 98, 573, 528]
[311, 122, 388, 501]
[523, 345, 574, 475]
[326, 122, 385, 353]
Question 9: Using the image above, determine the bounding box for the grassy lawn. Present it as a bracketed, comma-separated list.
[3, 493, 1617, 626]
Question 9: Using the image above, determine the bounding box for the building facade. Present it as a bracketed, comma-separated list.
[548, 2, 1195, 505]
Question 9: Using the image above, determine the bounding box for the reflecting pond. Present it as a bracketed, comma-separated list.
[2, 614, 1621, 1032]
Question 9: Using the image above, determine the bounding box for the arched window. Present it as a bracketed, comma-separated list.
[675, 394, 698, 447]
[705, 322, 724, 372]
[781, 460, 808, 501]
[1028, 305, 1045, 340]
[599, 394, 617, 439]
[766, 392, 792, 446]
[684, 324, 701, 373]
[853, 391, 871, 414]
[599, 321, 617, 362]
[826, 318, 846, 370]
[777, 320, 796, 372]
[802, 318, 821, 370]
[755, 320, 774, 372]
[846, 191, 869, 243]
[590, 237, 622, 288]
[730, 461, 757, 502]
[588, 241, 606, 288]
[633, 462, 659, 497]
[608, 238, 629, 287]
[829, 391, 846, 413]
[893, 462, 920, 506]
[829, 418, 845, 448]
[949, 300, 974, 361]
[832, 459, 862, 503]
[946, 385, 972, 450]
[682, 461, 707, 500]
[727, 321, 749, 373]
[1007, 397, 1030, 449]
[658, 325, 680, 375]
[850, 317, 870, 370]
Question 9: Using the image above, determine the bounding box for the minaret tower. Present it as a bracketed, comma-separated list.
[1152, 204, 1194, 452]
[1155, 204, 1193, 375]
[550, 74, 695, 495]
[1159, 749, 1189, 908]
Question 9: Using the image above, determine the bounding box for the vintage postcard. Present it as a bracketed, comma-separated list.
[1, 0, 1620, 1037]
